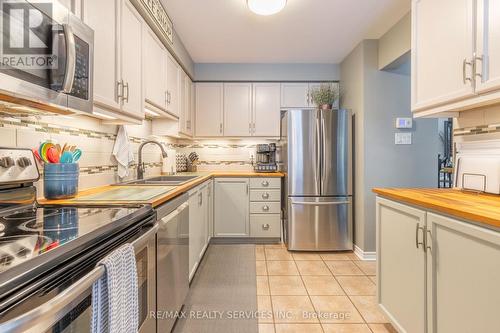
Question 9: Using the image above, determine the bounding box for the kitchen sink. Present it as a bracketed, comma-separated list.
[117, 175, 200, 186]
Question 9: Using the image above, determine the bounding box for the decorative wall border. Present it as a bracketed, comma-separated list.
[37, 162, 163, 176]
[0, 117, 152, 144]
[454, 124, 500, 137]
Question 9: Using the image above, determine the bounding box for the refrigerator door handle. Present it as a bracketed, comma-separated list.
[290, 200, 350, 206]
[320, 110, 326, 190]
[315, 111, 322, 192]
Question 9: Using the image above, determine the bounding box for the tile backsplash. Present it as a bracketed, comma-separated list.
[454, 105, 500, 143]
[0, 114, 277, 193]
[0, 114, 172, 192]
[174, 140, 277, 171]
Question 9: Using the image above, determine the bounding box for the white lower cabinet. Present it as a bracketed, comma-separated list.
[425, 213, 500, 333]
[214, 178, 249, 237]
[376, 198, 426, 333]
[188, 181, 210, 281]
[376, 197, 500, 333]
[213, 177, 282, 239]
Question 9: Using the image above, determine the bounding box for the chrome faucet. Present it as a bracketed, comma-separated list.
[137, 140, 168, 179]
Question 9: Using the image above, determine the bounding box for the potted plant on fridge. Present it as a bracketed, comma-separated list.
[310, 84, 339, 110]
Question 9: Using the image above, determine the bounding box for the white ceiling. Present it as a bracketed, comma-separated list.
[162, 0, 410, 64]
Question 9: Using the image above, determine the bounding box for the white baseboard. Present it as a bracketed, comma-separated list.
[354, 245, 376, 261]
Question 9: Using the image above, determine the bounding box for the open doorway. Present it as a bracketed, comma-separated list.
[438, 118, 453, 188]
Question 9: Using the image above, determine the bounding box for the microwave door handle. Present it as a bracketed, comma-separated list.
[60, 24, 76, 93]
[0, 223, 158, 333]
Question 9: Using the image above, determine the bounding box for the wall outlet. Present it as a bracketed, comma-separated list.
[395, 132, 412, 145]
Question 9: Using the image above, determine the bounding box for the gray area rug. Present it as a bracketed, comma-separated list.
[173, 244, 258, 333]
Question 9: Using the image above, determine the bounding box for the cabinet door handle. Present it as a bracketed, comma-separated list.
[425, 229, 432, 252]
[198, 192, 202, 206]
[262, 205, 269, 212]
[219, 123, 223, 134]
[474, 54, 484, 80]
[246, 184, 249, 195]
[415, 223, 424, 249]
[463, 58, 473, 84]
[117, 80, 123, 101]
[262, 223, 270, 230]
[262, 192, 270, 199]
[123, 82, 129, 102]
[262, 180, 269, 187]
[249, 123, 252, 134]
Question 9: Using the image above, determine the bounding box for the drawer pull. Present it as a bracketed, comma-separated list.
[262, 180, 269, 187]
[262, 205, 270, 212]
[262, 192, 270, 199]
[262, 224, 270, 230]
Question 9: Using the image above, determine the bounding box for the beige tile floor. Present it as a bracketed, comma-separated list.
[255, 244, 397, 333]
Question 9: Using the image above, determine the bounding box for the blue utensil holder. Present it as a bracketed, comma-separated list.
[44, 163, 79, 199]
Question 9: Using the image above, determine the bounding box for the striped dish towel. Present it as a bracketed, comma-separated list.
[91, 244, 139, 333]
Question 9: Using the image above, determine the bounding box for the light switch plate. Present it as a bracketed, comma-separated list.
[395, 117, 413, 129]
[395, 132, 412, 145]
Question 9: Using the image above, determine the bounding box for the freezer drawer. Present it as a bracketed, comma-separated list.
[287, 197, 353, 251]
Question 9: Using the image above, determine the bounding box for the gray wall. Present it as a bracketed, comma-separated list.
[341, 40, 439, 252]
[194, 63, 340, 81]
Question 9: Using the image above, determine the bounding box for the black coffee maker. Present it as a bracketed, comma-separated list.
[254, 143, 278, 172]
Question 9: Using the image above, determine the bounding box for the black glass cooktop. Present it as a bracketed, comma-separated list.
[0, 206, 144, 274]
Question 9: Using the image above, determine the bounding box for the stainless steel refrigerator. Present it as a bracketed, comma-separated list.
[280, 109, 353, 251]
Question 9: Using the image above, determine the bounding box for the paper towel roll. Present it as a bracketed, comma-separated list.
[162, 149, 177, 174]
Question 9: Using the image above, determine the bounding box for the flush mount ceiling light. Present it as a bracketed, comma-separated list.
[247, 0, 287, 16]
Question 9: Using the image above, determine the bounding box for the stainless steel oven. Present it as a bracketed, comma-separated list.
[0, 0, 94, 113]
[0, 222, 158, 333]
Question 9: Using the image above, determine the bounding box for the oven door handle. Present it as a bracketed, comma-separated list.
[0, 223, 158, 333]
[60, 24, 76, 94]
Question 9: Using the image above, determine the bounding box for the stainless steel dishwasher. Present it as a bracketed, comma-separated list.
[156, 193, 189, 333]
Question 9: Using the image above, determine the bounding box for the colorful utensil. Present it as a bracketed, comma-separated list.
[72, 149, 82, 163]
[32, 149, 43, 163]
[46, 146, 60, 163]
[60, 151, 74, 163]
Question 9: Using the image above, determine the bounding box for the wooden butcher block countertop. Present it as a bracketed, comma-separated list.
[373, 188, 500, 229]
[39, 171, 284, 208]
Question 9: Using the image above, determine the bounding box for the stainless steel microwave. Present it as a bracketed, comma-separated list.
[0, 0, 94, 113]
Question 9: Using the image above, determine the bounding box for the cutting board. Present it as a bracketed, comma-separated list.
[72, 186, 176, 202]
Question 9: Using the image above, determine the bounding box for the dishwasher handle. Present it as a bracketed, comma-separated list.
[159, 202, 189, 225]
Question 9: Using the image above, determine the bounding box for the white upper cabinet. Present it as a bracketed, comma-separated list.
[253, 83, 281, 137]
[143, 27, 167, 111]
[224, 83, 253, 137]
[166, 55, 180, 117]
[281, 83, 310, 108]
[84, 0, 144, 121]
[179, 72, 193, 136]
[84, 0, 121, 111]
[475, 0, 500, 94]
[195, 83, 224, 137]
[120, 0, 143, 118]
[412, 0, 475, 112]
[412, 0, 500, 116]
